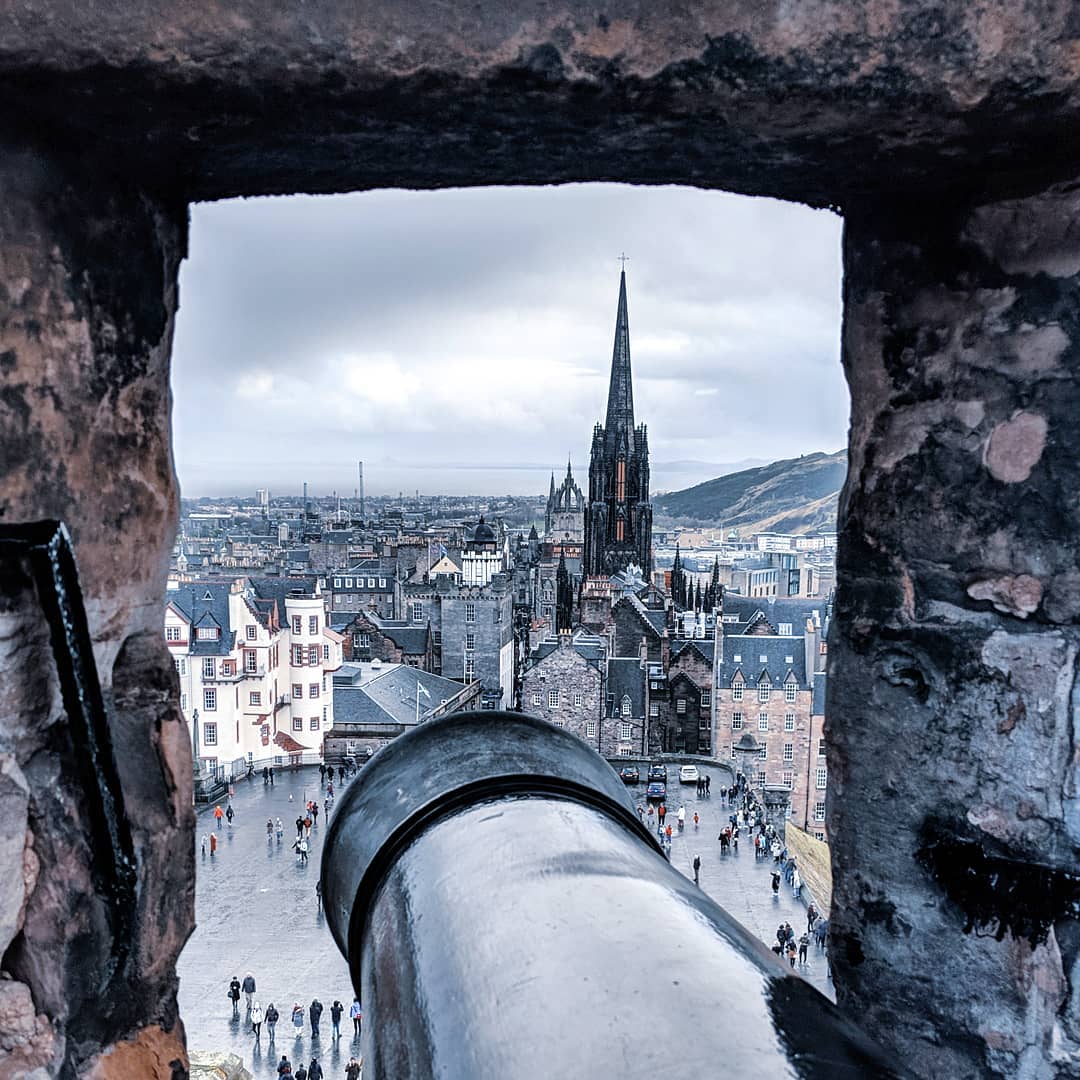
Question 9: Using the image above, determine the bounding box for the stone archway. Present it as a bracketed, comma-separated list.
[2, 5, 1080, 1075]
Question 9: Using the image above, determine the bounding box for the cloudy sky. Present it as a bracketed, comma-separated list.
[172, 184, 845, 498]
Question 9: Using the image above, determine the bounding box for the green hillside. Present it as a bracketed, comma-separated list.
[655, 450, 846, 533]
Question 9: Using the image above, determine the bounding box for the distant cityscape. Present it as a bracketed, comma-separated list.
[166, 271, 838, 842]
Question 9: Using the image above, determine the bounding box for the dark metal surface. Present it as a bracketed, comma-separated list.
[0, 520, 137, 985]
[322, 711, 908, 1079]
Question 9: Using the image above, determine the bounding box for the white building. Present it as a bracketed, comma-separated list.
[164, 576, 343, 777]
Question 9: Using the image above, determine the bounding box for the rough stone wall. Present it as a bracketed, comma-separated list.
[0, 147, 192, 1075]
[830, 188, 1080, 1079]
[521, 643, 604, 750]
[785, 825, 832, 914]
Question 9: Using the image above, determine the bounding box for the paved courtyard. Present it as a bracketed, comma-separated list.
[178, 760, 832, 1074]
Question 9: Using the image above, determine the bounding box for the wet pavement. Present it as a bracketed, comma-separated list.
[178, 760, 832, 1073]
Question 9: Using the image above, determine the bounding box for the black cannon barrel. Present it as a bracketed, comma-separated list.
[322, 711, 906, 1079]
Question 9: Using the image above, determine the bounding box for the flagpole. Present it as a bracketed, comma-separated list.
[416, 681, 420, 725]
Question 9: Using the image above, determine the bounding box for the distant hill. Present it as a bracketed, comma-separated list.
[654, 450, 846, 534]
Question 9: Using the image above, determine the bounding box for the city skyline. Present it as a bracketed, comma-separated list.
[172, 183, 845, 497]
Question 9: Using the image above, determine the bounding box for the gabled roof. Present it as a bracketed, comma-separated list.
[164, 581, 235, 655]
[332, 665, 465, 728]
[670, 638, 715, 665]
[718, 635, 808, 688]
[613, 594, 665, 640]
[607, 657, 645, 719]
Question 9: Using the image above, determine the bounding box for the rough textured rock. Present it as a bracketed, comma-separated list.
[831, 185, 1080, 1078]
[0, 147, 192, 1075]
[3, 2, 1080, 205]
[0, 759, 29, 957]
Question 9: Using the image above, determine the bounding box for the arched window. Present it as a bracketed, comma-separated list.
[621, 694, 631, 716]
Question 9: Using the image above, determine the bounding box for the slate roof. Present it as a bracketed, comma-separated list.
[607, 657, 646, 719]
[247, 576, 319, 629]
[165, 581, 235, 656]
[615, 594, 666, 639]
[718, 635, 808, 689]
[530, 630, 606, 669]
[719, 594, 821, 636]
[670, 638, 715, 665]
[332, 665, 465, 728]
[812, 671, 827, 716]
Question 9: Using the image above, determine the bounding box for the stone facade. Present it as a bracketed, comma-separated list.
[521, 635, 605, 751]
[650, 641, 714, 756]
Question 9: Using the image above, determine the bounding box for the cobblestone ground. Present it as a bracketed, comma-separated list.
[178, 761, 833, 1074]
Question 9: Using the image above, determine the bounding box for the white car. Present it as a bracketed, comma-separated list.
[679, 764, 700, 784]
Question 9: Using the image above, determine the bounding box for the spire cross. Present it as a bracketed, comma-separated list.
[618, 252, 630, 270]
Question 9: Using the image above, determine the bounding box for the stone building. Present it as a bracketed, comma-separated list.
[648, 638, 715, 755]
[545, 459, 585, 542]
[328, 560, 398, 619]
[583, 271, 653, 576]
[522, 631, 606, 748]
[712, 596, 827, 833]
[605, 656, 648, 757]
[612, 593, 668, 665]
[337, 609, 435, 670]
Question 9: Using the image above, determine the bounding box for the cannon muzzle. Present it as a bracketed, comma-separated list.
[322, 710, 904, 1079]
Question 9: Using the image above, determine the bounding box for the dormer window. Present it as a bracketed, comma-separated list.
[758, 683, 771, 703]
[195, 627, 220, 641]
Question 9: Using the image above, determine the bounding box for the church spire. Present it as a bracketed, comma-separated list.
[604, 269, 635, 446]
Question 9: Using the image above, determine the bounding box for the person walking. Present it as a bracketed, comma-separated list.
[786, 938, 797, 968]
[226, 803, 235, 826]
[705, 775, 711, 795]
[200, 833, 207, 856]
[291, 1002, 304, 1037]
[792, 867, 802, 899]
[269, 766, 275, 786]
[214, 804, 224, 829]
[798, 932, 809, 965]
[267, 818, 274, 843]
[345, 1057, 361, 1080]
[349, 998, 362, 1037]
[692, 855, 701, 884]
[807, 902, 818, 933]
[771, 869, 781, 896]
[293, 836, 309, 862]
[209, 832, 218, 857]
[308, 1058, 324, 1080]
[242, 972, 257, 1011]
[263, 766, 270, 785]
[309, 998, 323, 1037]
[311, 802, 319, 826]
[693, 811, 699, 831]
[276, 1055, 292, 1076]
[319, 763, 327, 785]
[294, 1065, 307, 1080]
[276, 817, 284, 843]
[266, 1002, 279, 1041]
[657, 803, 666, 830]
[296, 815, 305, 839]
[251, 1002, 264, 1039]
[676, 805, 686, 831]
[664, 823, 673, 843]
[330, 1000, 343, 1039]
[228, 976, 241, 1017]
[304, 814, 313, 836]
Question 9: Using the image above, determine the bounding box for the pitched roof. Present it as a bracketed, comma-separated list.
[332, 665, 465, 728]
[607, 657, 645, 718]
[718, 635, 808, 689]
[165, 581, 235, 656]
[812, 671, 827, 716]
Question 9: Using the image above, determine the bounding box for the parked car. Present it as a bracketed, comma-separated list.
[646, 781, 667, 800]
[619, 765, 640, 784]
[679, 764, 700, 784]
[647, 764, 667, 782]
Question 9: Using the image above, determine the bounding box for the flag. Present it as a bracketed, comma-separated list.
[417, 682, 431, 700]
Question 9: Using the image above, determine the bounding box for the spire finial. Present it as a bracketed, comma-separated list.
[618, 252, 630, 271]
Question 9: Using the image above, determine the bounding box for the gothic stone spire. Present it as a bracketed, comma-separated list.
[604, 269, 635, 449]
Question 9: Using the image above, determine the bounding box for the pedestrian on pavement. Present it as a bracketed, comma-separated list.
[798, 933, 809, 964]
[327, 765, 335, 784]
[214, 804, 224, 828]
[209, 832, 218, 856]
[324, 798, 331, 818]
[315, 881, 322, 906]
[308, 1057, 324, 1080]
[319, 764, 327, 784]
[228, 976, 241, 1017]
[267, 818, 274, 843]
[309, 998, 323, 1037]
[242, 972, 257, 1011]
[786, 938, 797, 968]
[294, 1065, 307, 1080]
[636, 803, 644, 821]
[658, 803, 666, 828]
[276, 817, 284, 842]
[732, 827, 739, 852]
[293, 837, 309, 861]
[665, 824, 673, 843]
[226, 804, 235, 826]
[266, 1003, 279, 1041]
[792, 867, 802, 899]
[693, 811, 699, 830]
[276, 1055, 292, 1077]
[200, 833, 207, 856]
[807, 902, 818, 933]
[269, 767, 275, 786]
[330, 1000, 343, 1039]
[349, 998, 362, 1037]
[296, 815, 305, 839]
[693, 855, 701, 884]
[345, 1058, 361, 1080]
[263, 766, 270, 785]
[646, 804, 654, 823]
[777, 922, 787, 945]
[291, 1002, 304, 1036]
[311, 802, 319, 826]
[705, 775, 711, 795]
[304, 815, 313, 836]
[677, 805, 686, 831]
[771, 840, 782, 863]
[771, 869, 781, 896]
[251, 1002, 264, 1039]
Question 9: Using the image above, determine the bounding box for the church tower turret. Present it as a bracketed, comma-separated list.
[583, 269, 653, 576]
